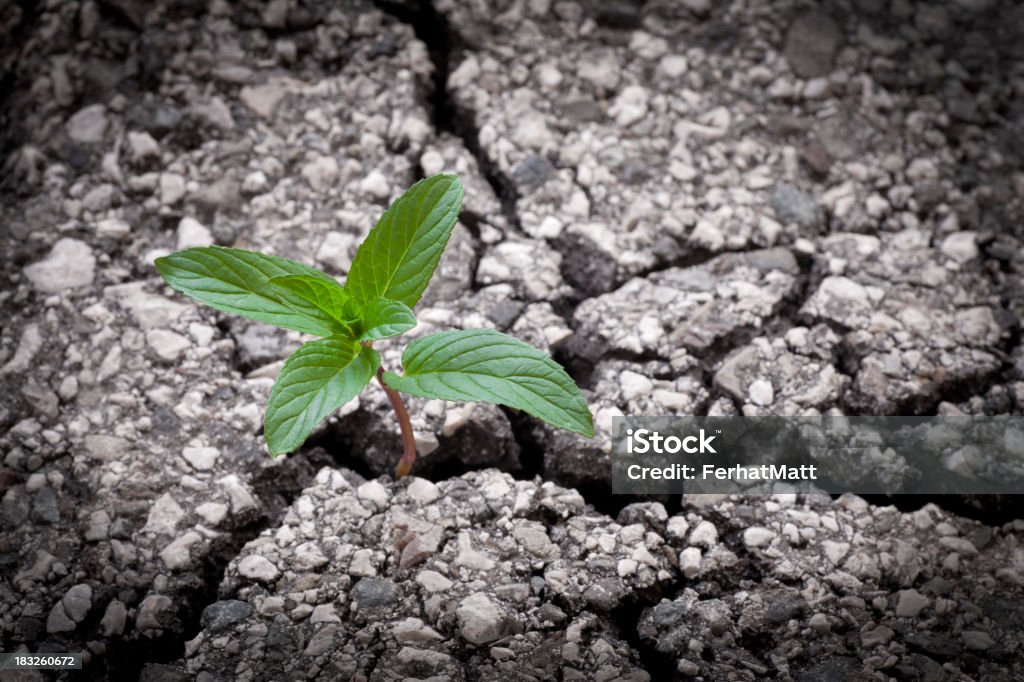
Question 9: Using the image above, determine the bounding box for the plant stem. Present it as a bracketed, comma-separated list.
[376, 366, 417, 479]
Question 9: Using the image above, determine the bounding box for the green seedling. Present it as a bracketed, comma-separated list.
[155, 174, 593, 477]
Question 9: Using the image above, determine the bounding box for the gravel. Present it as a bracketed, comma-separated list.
[0, 0, 1021, 678]
[165, 468, 1024, 681]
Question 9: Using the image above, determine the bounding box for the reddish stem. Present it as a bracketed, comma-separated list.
[376, 366, 417, 478]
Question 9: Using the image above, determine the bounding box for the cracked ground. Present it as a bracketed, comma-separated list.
[1, 0, 1023, 680]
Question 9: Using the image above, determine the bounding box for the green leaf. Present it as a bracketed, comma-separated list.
[155, 246, 348, 336]
[264, 337, 380, 456]
[269, 275, 353, 330]
[345, 174, 464, 309]
[383, 329, 593, 437]
[359, 298, 416, 342]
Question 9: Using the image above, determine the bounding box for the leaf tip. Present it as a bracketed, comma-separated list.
[264, 429, 290, 458]
[429, 173, 465, 202]
[564, 410, 595, 439]
[265, 425, 299, 458]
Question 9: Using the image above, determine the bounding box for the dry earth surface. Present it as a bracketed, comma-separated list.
[0, 0, 1022, 680]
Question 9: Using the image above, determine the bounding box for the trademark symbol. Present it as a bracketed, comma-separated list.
[716, 430, 722, 434]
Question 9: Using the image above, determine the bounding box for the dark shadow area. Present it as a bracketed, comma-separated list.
[858, 493, 1023, 526]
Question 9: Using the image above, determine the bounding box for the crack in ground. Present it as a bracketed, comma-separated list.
[834, 317, 1020, 417]
[455, 209, 486, 294]
[352, 3, 676, 526]
[374, 0, 523, 234]
[1, 440, 333, 680]
[4, 3, 1019, 681]
[375, 0, 524, 299]
[609, 593, 681, 682]
[916, 304, 1022, 415]
[101, 448, 336, 680]
[696, 250, 823, 402]
[0, 0, 43, 162]
[371, 0, 822, 429]
[295, 408, 687, 677]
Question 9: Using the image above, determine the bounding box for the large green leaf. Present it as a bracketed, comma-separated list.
[264, 337, 379, 456]
[383, 329, 593, 437]
[345, 174, 463, 309]
[358, 298, 417, 342]
[269, 274, 352, 330]
[155, 246, 347, 336]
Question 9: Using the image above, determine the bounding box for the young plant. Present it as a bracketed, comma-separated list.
[155, 174, 593, 477]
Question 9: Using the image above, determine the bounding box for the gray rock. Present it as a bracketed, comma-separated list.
[302, 624, 340, 656]
[2, 490, 30, 526]
[237, 555, 280, 582]
[127, 131, 160, 161]
[784, 11, 842, 78]
[137, 595, 175, 632]
[181, 446, 219, 471]
[764, 589, 808, 625]
[809, 612, 830, 634]
[101, 600, 128, 636]
[769, 184, 821, 231]
[743, 526, 776, 548]
[0, 324, 43, 375]
[961, 630, 994, 650]
[46, 601, 76, 633]
[84, 434, 131, 462]
[33, 488, 59, 524]
[302, 155, 339, 192]
[476, 239, 565, 300]
[176, 217, 213, 250]
[861, 624, 895, 646]
[714, 329, 845, 414]
[679, 547, 701, 578]
[160, 532, 202, 570]
[143, 493, 185, 536]
[96, 217, 131, 239]
[457, 592, 507, 644]
[21, 382, 59, 419]
[200, 600, 253, 633]
[747, 379, 775, 407]
[689, 520, 718, 548]
[512, 154, 552, 189]
[147, 329, 191, 362]
[82, 184, 116, 212]
[239, 77, 298, 118]
[572, 249, 799, 361]
[62, 584, 93, 623]
[23, 239, 96, 294]
[66, 104, 108, 143]
[351, 577, 401, 610]
[160, 172, 186, 205]
[940, 231, 979, 263]
[896, 589, 929, 618]
[190, 97, 236, 132]
[262, 0, 289, 28]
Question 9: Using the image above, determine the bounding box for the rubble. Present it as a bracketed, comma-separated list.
[0, 0, 1021, 677]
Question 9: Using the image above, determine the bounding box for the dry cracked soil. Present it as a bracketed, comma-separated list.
[1, 0, 1023, 680]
